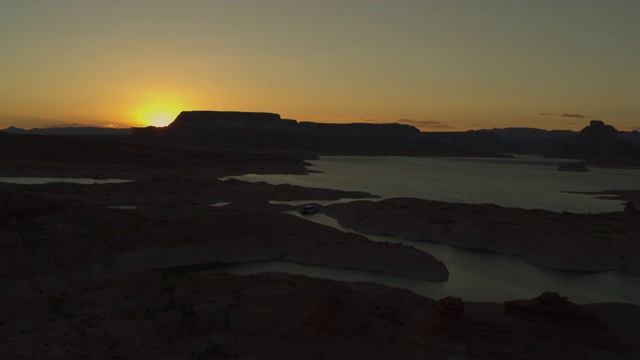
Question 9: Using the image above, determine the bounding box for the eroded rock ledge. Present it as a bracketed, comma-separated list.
[324, 197, 640, 274]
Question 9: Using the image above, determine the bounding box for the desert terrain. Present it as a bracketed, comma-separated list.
[2, 113, 640, 358]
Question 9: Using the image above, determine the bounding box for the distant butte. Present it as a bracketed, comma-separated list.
[427, 120, 640, 165]
[167, 110, 291, 131]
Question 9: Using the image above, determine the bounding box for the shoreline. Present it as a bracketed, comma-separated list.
[323, 197, 640, 275]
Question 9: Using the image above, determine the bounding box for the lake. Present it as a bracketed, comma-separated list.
[224, 155, 640, 304]
[234, 155, 640, 213]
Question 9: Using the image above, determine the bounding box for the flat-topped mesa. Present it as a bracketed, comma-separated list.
[166, 111, 420, 138]
[157, 110, 425, 146]
[168, 110, 296, 131]
[130, 109, 452, 154]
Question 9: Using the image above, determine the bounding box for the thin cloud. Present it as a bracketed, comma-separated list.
[357, 117, 454, 130]
[535, 112, 597, 120]
[41, 122, 131, 129]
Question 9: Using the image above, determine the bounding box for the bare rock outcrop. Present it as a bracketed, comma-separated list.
[437, 296, 465, 321]
[505, 291, 597, 318]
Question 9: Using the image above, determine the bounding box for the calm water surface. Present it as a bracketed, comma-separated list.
[220, 212, 640, 304]
[223, 156, 640, 304]
[235, 155, 640, 213]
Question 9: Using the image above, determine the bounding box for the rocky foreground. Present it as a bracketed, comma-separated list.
[324, 197, 640, 274]
[3, 184, 640, 359]
[1, 270, 639, 359]
[2, 125, 640, 358]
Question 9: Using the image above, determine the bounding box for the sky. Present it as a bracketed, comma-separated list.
[1, 0, 638, 131]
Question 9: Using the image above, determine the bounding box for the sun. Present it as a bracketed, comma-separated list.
[134, 103, 182, 128]
[146, 111, 175, 127]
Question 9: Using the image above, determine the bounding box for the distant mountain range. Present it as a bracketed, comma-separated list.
[3, 113, 639, 161]
[427, 121, 640, 159]
[1, 126, 132, 136]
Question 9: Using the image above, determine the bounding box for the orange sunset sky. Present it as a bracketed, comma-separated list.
[1, 0, 638, 132]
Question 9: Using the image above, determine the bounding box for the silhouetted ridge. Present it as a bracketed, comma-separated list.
[166, 111, 419, 138]
[132, 110, 452, 155]
[0, 126, 131, 136]
[425, 131, 503, 153]
[426, 121, 639, 161]
[297, 121, 419, 139]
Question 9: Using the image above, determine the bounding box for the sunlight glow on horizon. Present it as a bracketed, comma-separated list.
[1, 1, 638, 131]
[130, 95, 185, 127]
[138, 110, 177, 127]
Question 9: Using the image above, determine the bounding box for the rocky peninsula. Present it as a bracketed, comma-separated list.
[324, 197, 640, 274]
[0, 188, 448, 284]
